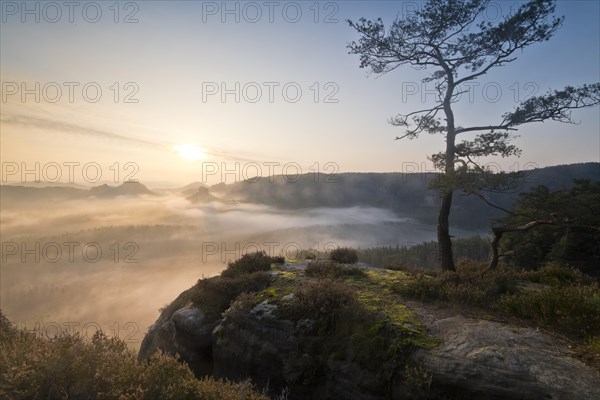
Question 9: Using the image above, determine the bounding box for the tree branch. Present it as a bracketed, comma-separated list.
[455, 125, 518, 134]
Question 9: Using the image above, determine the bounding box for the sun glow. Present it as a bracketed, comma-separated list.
[176, 144, 206, 160]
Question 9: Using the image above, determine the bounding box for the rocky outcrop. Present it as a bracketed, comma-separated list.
[213, 303, 299, 395]
[411, 315, 600, 400]
[138, 290, 219, 377]
[139, 267, 600, 399]
[212, 301, 394, 400]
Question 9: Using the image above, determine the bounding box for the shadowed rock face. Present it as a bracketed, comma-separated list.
[139, 267, 600, 400]
[212, 304, 298, 393]
[138, 290, 218, 377]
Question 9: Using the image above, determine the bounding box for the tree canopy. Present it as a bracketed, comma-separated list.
[494, 180, 600, 277]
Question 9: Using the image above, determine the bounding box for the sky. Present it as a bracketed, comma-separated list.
[1, 0, 599, 186]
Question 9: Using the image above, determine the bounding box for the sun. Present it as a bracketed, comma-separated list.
[176, 144, 206, 160]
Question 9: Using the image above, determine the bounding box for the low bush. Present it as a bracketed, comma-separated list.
[329, 247, 359, 264]
[0, 312, 268, 400]
[270, 255, 285, 264]
[305, 261, 366, 279]
[221, 251, 273, 278]
[395, 261, 520, 305]
[523, 263, 593, 286]
[191, 272, 271, 318]
[498, 284, 600, 336]
[282, 279, 361, 324]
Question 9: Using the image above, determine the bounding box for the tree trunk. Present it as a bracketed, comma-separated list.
[438, 191, 456, 271]
[437, 63, 457, 271]
[488, 229, 503, 270]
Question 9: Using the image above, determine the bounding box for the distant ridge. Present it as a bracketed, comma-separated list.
[1, 181, 157, 202]
[0, 181, 91, 190]
[88, 181, 157, 198]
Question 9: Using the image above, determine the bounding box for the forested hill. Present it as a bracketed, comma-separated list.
[212, 163, 600, 230]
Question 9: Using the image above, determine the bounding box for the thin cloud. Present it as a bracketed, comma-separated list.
[2, 113, 167, 149]
[2, 113, 270, 163]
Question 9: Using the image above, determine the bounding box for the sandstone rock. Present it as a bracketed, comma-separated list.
[138, 290, 219, 377]
[413, 315, 600, 400]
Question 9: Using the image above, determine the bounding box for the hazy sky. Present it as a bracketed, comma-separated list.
[1, 0, 599, 186]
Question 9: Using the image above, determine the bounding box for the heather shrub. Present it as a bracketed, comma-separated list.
[523, 263, 593, 286]
[221, 251, 273, 278]
[395, 261, 520, 305]
[191, 272, 271, 318]
[270, 255, 285, 264]
[0, 312, 268, 400]
[283, 279, 360, 322]
[329, 247, 359, 264]
[498, 284, 600, 336]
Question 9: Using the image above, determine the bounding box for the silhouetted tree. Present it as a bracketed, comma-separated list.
[348, 0, 600, 270]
